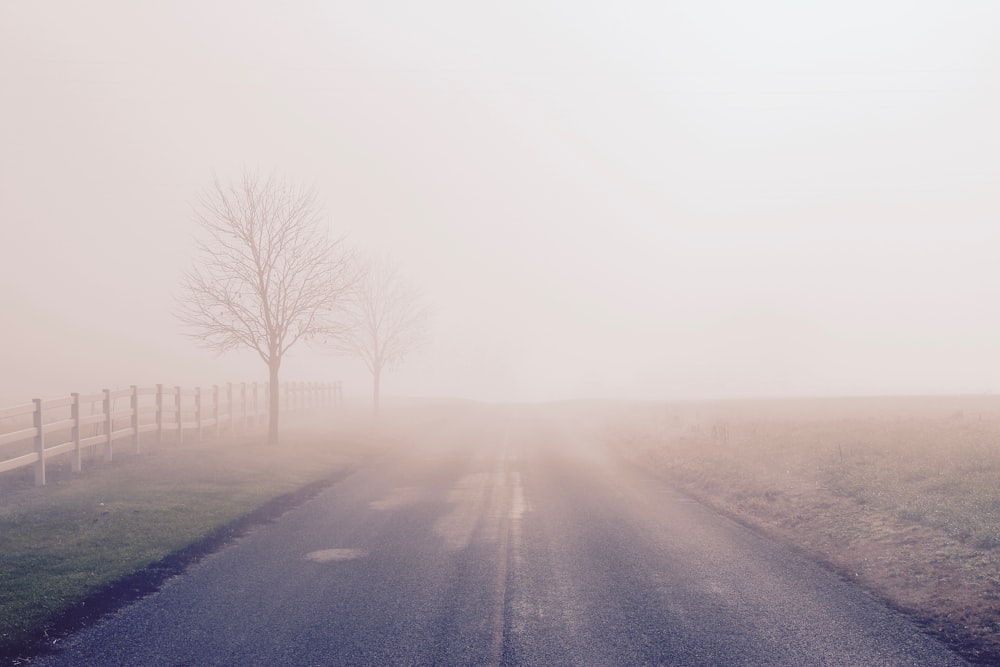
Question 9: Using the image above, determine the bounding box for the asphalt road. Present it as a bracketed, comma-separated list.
[33, 405, 969, 666]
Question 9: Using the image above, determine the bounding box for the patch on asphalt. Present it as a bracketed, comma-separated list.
[304, 548, 369, 563]
[434, 471, 494, 550]
[370, 486, 421, 510]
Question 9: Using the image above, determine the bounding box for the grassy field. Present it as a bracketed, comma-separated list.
[0, 408, 379, 660]
[7, 396, 999, 662]
[607, 395, 1000, 665]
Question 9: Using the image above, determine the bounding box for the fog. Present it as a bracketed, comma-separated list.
[2, 2, 999, 405]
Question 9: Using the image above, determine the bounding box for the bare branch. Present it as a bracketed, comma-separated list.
[175, 170, 355, 443]
[333, 256, 430, 416]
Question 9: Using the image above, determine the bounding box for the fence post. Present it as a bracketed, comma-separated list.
[240, 383, 247, 432]
[71, 392, 81, 473]
[33, 398, 45, 486]
[103, 389, 113, 462]
[175, 386, 183, 445]
[226, 383, 233, 432]
[130, 385, 139, 453]
[264, 382, 271, 430]
[155, 384, 164, 446]
[195, 386, 203, 442]
[213, 385, 220, 438]
[283, 382, 290, 413]
[251, 382, 258, 429]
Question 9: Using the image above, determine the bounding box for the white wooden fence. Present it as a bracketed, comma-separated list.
[0, 381, 343, 486]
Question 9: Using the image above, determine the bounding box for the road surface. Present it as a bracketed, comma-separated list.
[33, 404, 968, 666]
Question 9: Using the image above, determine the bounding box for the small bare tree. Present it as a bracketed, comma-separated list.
[177, 171, 353, 444]
[338, 257, 429, 418]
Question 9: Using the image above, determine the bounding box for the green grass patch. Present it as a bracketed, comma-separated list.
[0, 412, 375, 657]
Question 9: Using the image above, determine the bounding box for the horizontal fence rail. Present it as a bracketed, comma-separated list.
[0, 381, 343, 486]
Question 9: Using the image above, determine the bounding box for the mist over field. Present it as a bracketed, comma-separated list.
[2, 2, 999, 406]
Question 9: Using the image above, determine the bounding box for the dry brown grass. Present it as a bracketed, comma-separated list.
[608, 396, 1000, 665]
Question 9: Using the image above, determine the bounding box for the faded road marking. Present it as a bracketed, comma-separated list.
[510, 472, 528, 520]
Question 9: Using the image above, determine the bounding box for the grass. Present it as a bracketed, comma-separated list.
[0, 409, 377, 659]
[608, 396, 1000, 665]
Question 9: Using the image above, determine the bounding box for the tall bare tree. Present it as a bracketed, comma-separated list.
[177, 171, 353, 444]
[338, 257, 429, 418]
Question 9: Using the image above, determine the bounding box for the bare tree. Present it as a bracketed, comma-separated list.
[177, 171, 353, 444]
[337, 257, 429, 418]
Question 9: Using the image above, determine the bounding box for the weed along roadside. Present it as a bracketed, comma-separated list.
[610, 396, 1000, 666]
[0, 410, 373, 662]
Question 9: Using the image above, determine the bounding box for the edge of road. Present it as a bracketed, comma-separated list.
[5, 466, 360, 666]
[620, 453, 986, 666]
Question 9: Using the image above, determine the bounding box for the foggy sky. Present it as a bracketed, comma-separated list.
[2, 2, 999, 404]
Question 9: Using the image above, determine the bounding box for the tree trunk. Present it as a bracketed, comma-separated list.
[372, 366, 381, 420]
[268, 360, 280, 445]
